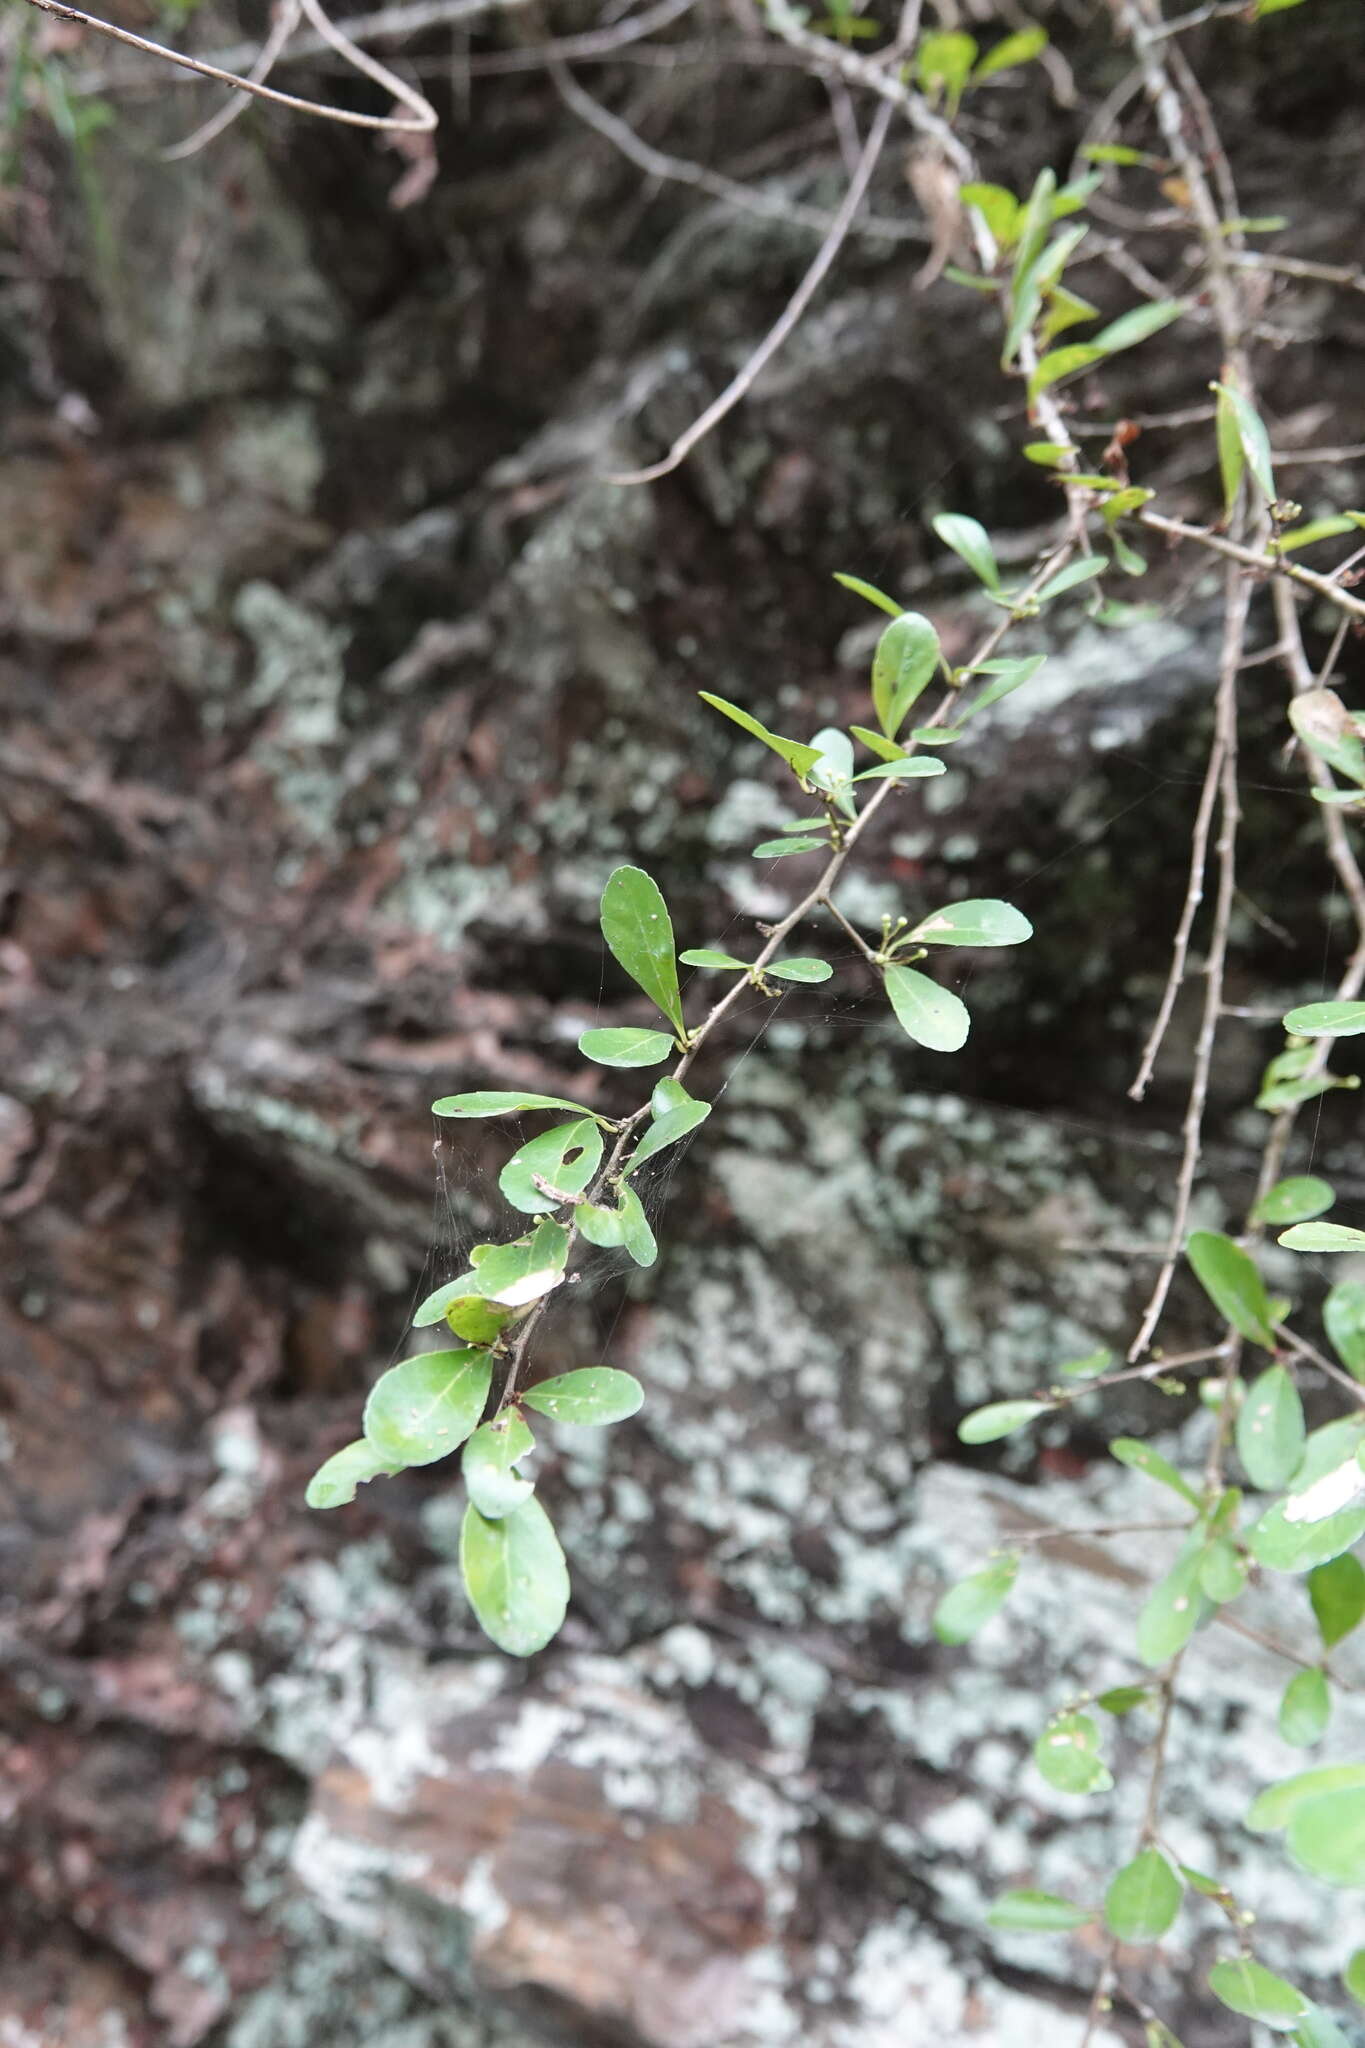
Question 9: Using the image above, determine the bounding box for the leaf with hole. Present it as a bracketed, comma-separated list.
[1104, 1847, 1182, 1943]
[462, 1411, 535, 1518]
[986, 1890, 1092, 1935]
[958, 1399, 1049, 1444]
[363, 1349, 492, 1469]
[884, 965, 970, 1052]
[1034, 1712, 1113, 1795]
[1253, 1177, 1335, 1226]
[909, 899, 1032, 949]
[932, 1553, 1018, 1644]
[1208, 1958, 1306, 2032]
[578, 1027, 676, 1069]
[1309, 1552, 1365, 1648]
[499, 1117, 603, 1215]
[872, 611, 941, 738]
[1237, 1366, 1306, 1491]
[460, 1497, 569, 1657]
[1278, 1668, 1331, 1749]
[306, 1439, 400, 1510]
[522, 1367, 644, 1426]
[1186, 1230, 1277, 1348]
[698, 693, 823, 781]
[599, 866, 685, 1035]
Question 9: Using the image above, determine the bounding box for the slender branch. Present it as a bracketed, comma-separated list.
[23, 0, 437, 130]
[1139, 512, 1365, 623]
[551, 61, 922, 245]
[602, 93, 896, 486]
[162, 0, 302, 160]
[761, 0, 973, 177]
[1128, 722, 1223, 1102]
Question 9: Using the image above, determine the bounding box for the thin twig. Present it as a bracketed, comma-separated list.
[1139, 512, 1365, 623]
[24, 0, 437, 129]
[761, 0, 973, 176]
[162, 0, 302, 160]
[602, 92, 896, 486]
[1129, 724, 1224, 1102]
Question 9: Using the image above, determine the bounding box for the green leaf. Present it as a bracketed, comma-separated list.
[443, 1297, 513, 1344]
[698, 692, 824, 780]
[1208, 1958, 1307, 2032]
[1296, 2001, 1355, 2048]
[1028, 343, 1104, 398]
[932, 513, 1001, 593]
[1092, 299, 1185, 354]
[1059, 1346, 1112, 1380]
[1249, 1763, 1365, 1832]
[1277, 516, 1362, 552]
[1109, 1437, 1201, 1507]
[852, 757, 946, 782]
[499, 1117, 603, 1215]
[1137, 1546, 1210, 1665]
[1187, 1230, 1277, 1348]
[872, 611, 942, 738]
[932, 1553, 1018, 1644]
[960, 181, 1020, 250]
[909, 899, 1032, 949]
[1237, 1367, 1307, 1491]
[1215, 382, 1245, 518]
[1034, 1711, 1113, 1795]
[1022, 439, 1078, 467]
[1309, 1553, 1365, 1648]
[884, 964, 970, 1052]
[433, 1089, 600, 1121]
[911, 727, 965, 745]
[599, 866, 685, 1036]
[960, 654, 1046, 717]
[1104, 1848, 1182, 1943]
[916, 28, 977, 107]
[973, 25, 1047, 80]
[850, 724, 906, 763]
[363, 1349, 492, 1469]
[986, 1889, 1092, 1932]
[958, 1399, 1050, 1444]
[305, 1439, 399, 1509]
[1034, 557, 1106, 603]
[578, 1026, 676, 1069]
[1211, 379, 1275, 502]
[463, 1220, 571, 1307]
[1278, 1668, 1331, 1748]
[462, 1411, 535, 1518]
[1040, 286, 1099, 347]
[460, 1498, 569, 1657]
[1345, 1952, 1365, 2006]
[617, 1183, 657, 1267]
[1083, 142, 1148, 166]
[575, 1199, 625, 1247]
[1097, 1685, 1151, 1715]
[1287, 1786, 1365, 1886]
[1280, 1223, 1365, 1253]
[1252, 1454, 1365, 1572]
[833, 571, 903, 618]
[1004, 167, 1058, 362]
[767, 957, 833, 983]
[1252, 1177, 1336, 1226]
[680, 947, 747, 971]
[626, 1096, 711, 1172]
[753, 837, 828, 858]
[522, 1367, 644, 1426]
[1326, 1282, 1365, 1379]
[1200, 1539, 1248, 1604]
[651, 1075, 695, 1116]
[1283, 1000, 1365, 1037]
[1287, 691, 1365, 788]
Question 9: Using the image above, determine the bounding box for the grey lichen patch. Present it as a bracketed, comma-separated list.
[232, 581, 351, 839]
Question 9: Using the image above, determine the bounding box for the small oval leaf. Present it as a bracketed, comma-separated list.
[1208, 1957, 1306, 2032]
[1282, 1000, 1365, 1038]
[1237, 1366, 1307, 1491]
[305, 1439, 399, 1510]
[578, 1026, 676, 1069]
[986, 1889, 1092, 1933]
[884, 964, 970, 1052]
[1104, 1848, 1182, 1943]
[1034, 1712, 1113, 1795]
[462, 1411, 536, 1519]
[933, 1554, 1018, 1643]
[460, 1498, 569, 1657]
[521, 1367, 644, 1426]
[1252, 1177, 1336, 1226]
[910, 899, 1033, 949]
[499, 1117, 604, 1215]
[872, 611, 941, 739]
[1280, 1223, 1365, 1253]
[363, 1349, 493, 1469]
[1187, 1230, 1276, 1348]
[600, 866, 685, 1034]
[1278, 1668, 1331, 1749]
